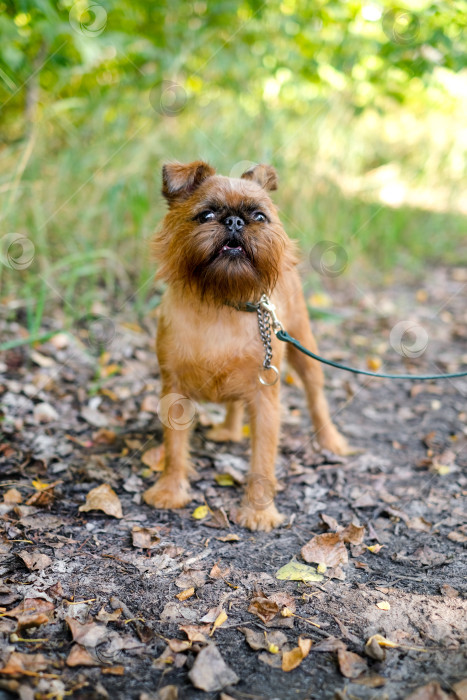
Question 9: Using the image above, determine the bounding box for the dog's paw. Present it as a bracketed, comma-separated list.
[237, 503, 285, 531]
[143, 476, 191, 510]
[206, 425, 243, 443]
[317, 426, 351, 456]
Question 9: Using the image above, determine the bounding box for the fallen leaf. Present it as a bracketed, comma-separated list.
[17, 551, 52, 571]
[141, 446, 165, 471]
[179, 625, 210, 643]
[405, 681, 452, 700]
[301, 533, 348, 567]
[376, 601, 391, 611]
[154, 686, 178, 700]
[215, 534, 240, 542]
[210, 609, 227, 636]
[176, 588, 195, 602]
[4, 598, 54, 629]
[248, 595, 279, 623]
[92, 428, 117, 444]
[131, 525, 161, 549]
[188, 644, 239, 692]
[79, 483, 123, 519]
[407, 517, 432, 532]
[66, 617, 108, 648]
[239, 627, 287, 652]
[96, 606, 122, 623]
[101, 665, 125, 675]
[275, 559, 324, 583]
[214, 473, 235, 486]
[340, 523, 365, 545]
[167, 638, 192, 653]
[310, 637, 347, 653]
[367, 544, 384, 554]
[282, 637, 312, 672]
[337, 648, 368, 678]
[0, 651, 48, 675]
[3, 488, 22, 504]
[320, 513, 340, 531]
[192, 505, 210, 520]
[34, 402, 59, 423]
[66, 644, 99, 667]
[440, 583, 459, 598]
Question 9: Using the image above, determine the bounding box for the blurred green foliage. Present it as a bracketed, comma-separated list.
[0, 0, 466, 327]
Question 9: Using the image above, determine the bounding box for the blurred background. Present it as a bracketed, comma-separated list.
[0, 0, 466, 342]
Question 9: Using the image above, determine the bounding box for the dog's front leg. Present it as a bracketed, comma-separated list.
[143, 375, 193, 510]
[238, 385, 284, 531]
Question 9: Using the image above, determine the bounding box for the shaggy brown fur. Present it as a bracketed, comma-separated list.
[144, 161, 348, 530]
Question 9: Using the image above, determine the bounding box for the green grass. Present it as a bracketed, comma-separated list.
[1, 109, 466, 346]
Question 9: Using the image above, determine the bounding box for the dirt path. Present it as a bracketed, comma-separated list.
[1, 266, 466, 700]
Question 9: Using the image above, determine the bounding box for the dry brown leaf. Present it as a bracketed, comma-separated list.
[281, 637, 312, 672]
[101, 665, 125, 675]
[215, 534, 240, 542]
[407, 517, 432, 532]
[188, 644, 239, 692]
[320, 513, 340, 531]
[4, 598, 54, 629]
[95, 606, 122, 623]
[78, 483, 123, 519]
[155, 686, 178, 700]
[66, 644, 99, 667]
[66, 617, 108, 648]
[301, 533, 349, 567]
[376, 600, 391, 611]
[340, 523, 365, 545]
[3, 488, 22, 504]
[239, 627, 287, 652]
[248, 595, 279, 623]
[176, 588, 195, 602]
[440, 584, 459, 598]
[92, 428, 117, 444]
[167, 638, 192, 653]
[179, 625, 210, 643]
[0, 651, 48, 675]
[405, 681, 452, 700]
[131, 525, 161, 549]
[310, 637, 347, 653]
[17, 551, 53, 571]
[141, 445, 165, 471]
[337, 648, 368, 678]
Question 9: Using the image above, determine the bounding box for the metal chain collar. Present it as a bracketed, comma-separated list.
[257, 294, 281, 385]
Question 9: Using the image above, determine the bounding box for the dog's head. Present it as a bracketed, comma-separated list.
[154, 161, 296, 304]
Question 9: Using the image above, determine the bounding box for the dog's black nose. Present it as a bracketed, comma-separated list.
[224, 215, 244, 232]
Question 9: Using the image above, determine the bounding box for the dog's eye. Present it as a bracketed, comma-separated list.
[252, 211, 267, 222]
[198, 210, 216, 222]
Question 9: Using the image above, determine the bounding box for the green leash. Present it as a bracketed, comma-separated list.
[229, 295, 467, 382]
[275, 328, 467, 380]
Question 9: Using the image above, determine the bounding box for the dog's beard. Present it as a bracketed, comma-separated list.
[155, 221, 286, 305]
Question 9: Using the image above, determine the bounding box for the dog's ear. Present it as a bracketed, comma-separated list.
[162, 161, 216, 204]
[241, 164, 278, 191]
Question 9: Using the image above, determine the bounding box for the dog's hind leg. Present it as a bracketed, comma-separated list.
[206, 401, 244, 442]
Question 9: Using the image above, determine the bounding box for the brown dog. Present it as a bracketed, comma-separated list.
[143, 161, 348, 530]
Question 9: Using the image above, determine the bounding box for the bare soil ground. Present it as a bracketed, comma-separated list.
[0, 266, 466, 700]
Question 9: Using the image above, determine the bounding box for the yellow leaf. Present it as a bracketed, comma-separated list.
[242, 424, 250, 437]
[192, 505, 210, 520]
[281, 607, 294, 618]
[281, 638, 312, 672]
[214, 473, 235, 486]
[317, 563, 327, 574]
[432, 462, 450, 475]
[366, 356, 382, 371]
[366, 634, 398, 649]
[308, 292, 331, 308]
[268, 643, 280, 654]
[284, 373, 296, 385]
[376, 601, 390, 611]
[276, 559, 323, 583]
[210, 609, 227, 636]
[367, 544, 384, 554]
[100, 363, 121, 378]
[176, 588, 195, 601]
[31, 479, 51, 491]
